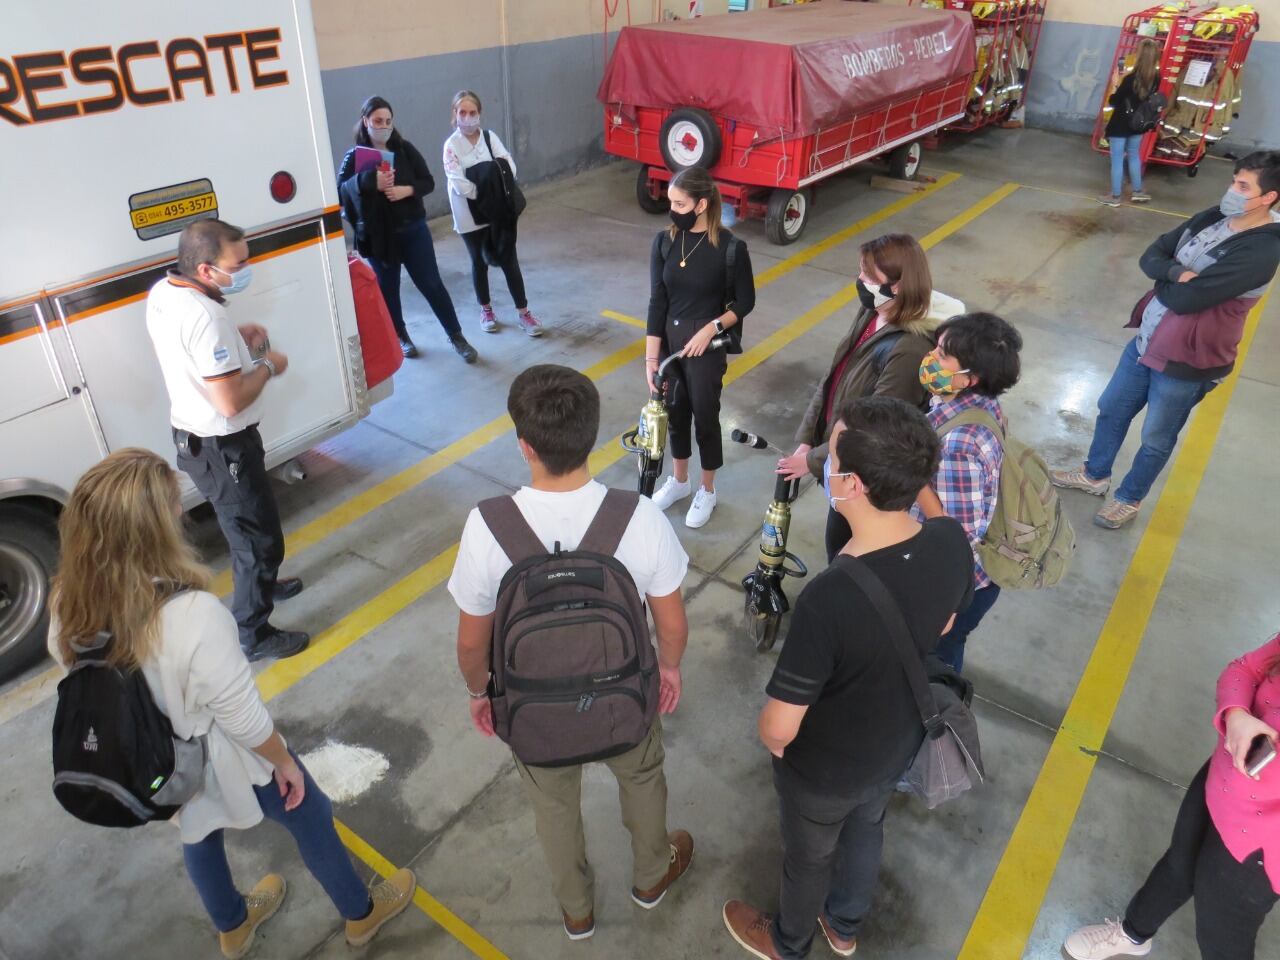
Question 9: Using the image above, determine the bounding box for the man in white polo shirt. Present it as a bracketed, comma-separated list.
[146, 218, 308, 662]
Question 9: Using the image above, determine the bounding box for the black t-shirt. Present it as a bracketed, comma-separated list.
[765, 517, 975, 792]
[645, 229, 756, 339]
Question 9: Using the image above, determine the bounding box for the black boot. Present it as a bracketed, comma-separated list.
[399, 336, 418, 358]
[451, 335, 478, 364]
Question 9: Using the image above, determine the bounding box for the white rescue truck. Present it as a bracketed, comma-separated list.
[0, 1, 384, 680]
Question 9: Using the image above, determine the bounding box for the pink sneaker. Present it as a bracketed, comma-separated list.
[479, 306, 498, 333]
[519, 311, 544, 338]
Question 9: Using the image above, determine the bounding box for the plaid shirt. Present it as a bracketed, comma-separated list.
[921, 392, 1005, 588]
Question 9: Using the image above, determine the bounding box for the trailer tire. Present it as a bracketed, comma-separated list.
[0, 503, 59, 681]
[636, 166, 670, 214]
[660, 108, 722, 172]
[887, 141, 923, 180]
[765, 188, 810, 245]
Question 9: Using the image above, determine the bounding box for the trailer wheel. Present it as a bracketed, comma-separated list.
[765, 189, 810, 245]
[635, 166, 669, 214]
[888, 141, 923, 180]
[0, 504, 59, 681]
[660, 108, 722, 172]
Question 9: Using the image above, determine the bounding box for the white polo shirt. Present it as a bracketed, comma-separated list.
[145, 274, 264, 437]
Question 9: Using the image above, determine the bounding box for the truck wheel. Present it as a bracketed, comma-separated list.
[887, 140, 923, 180]
[636, 166, 669, 214]
[765, 188, 810, 245]
[0, 504, 59, 681]
[660, 108, 722, 172]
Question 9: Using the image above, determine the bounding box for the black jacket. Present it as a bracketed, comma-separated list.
[337, 135, 436, 260]
[1105, 74, 1153, 139]
[465, 158, 519, 264]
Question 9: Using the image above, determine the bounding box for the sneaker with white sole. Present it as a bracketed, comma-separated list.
[519, 311, 544, 337]
[1063, 918, 1151, 959]
[1049, 467, 1110, 497]
[1097, 194, 1123, 207]
[1130, 192, 1152, 203]
[650, 476, 691, 510]
[480, 306, 499, 333]
[685, 487, 717, 528]
[1094, 499, 1141, 530]
[562, 910, 595, 941]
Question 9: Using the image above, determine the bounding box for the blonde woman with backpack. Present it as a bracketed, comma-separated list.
[1100, 38, 1162, 207]
[49, 449, 414, 959]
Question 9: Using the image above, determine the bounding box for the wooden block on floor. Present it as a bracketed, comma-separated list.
[869, 175, 930, 194]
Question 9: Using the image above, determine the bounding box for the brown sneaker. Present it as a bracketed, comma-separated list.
[819, 913, 857, 956]
[1094, 499, 1141, 530]
[1049, 467, 1110, 497]
[631, 830, 694, 908]
[723, 900, 783, 960]
[345, 868, 416, 947]
[219, 874, 286, 960]
[562, 910, 595, 941]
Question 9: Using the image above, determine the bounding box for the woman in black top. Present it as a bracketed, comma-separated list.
[1099, 39, 1160, 207]
[645, 167, 755, 529]
[338, 96, 476, 363]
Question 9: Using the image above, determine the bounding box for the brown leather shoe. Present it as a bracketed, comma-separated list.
[631, 830, 694, 908]
[819, 914, 857, 956]
[723, 900, 783, 959]
[562, 910, 595, 941]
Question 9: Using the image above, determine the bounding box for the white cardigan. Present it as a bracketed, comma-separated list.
[51, 591, 275, 843]
[443, 128, 516, 235]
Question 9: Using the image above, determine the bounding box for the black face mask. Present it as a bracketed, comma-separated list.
[670, 207, 700, 232]
[855, 279, 894, 312]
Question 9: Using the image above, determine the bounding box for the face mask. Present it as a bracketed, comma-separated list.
[213, 264, 253, 296]
[670, 207, 699, 232]
[457, 116, 481, 133]
[918, 351, 969, 397]
[1219, 188, 1254, 218]
[856, 278, 895, 312]
[823, 456, 856, 509]
[368, 124, 392, 144]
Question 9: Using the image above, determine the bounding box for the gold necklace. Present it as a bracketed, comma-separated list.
[680, 230, 707, 268]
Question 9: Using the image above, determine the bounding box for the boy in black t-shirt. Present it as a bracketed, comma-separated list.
[723, 396, 974, 960]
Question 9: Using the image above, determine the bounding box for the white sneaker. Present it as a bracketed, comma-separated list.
[1064, 919, 1151, 960]
[685, 487, 717, 528]
[650, 476, 691, 511]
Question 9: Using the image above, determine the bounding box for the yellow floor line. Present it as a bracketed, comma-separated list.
[957, 288, 1272, 960]
[1015, 181, 1188, 219]
[601, 309, 647, 329]
[255, 181, 1018, 706]
[335, 818, 509, 959]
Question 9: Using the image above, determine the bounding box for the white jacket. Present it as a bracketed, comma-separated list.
[51, 591, 275, 843]
[443, 127, 516, 235]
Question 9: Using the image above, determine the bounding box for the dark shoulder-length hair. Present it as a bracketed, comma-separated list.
[353, 95, 404, 149]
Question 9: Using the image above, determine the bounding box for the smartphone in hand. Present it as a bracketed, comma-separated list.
[1245, 735, 1277, 778]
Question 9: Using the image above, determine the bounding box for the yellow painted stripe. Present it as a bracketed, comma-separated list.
[1015, 181, 1189, 219]
[601, 309, 648, 329]
[335, 817, 509, 959]
[753, 171, 962, 286]
[957, 289, 1272, 960]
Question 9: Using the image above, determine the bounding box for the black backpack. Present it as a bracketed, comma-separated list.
[1129, 89, 1168, 135]
[52, 622, 206, 828]
[656, 228, 745, 354]
[477, 490, 658, 768]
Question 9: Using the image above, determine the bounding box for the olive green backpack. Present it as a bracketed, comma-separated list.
[937, 409, 1075, 590]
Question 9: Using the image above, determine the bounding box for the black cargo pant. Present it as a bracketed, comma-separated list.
[664, 316, 727, 472]
[174, 425, 284, 648]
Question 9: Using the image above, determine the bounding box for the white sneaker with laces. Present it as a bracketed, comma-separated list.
[1063, 919, 1151, 960]
[650, 476, 691, 511]
[685, 487, 717, 528]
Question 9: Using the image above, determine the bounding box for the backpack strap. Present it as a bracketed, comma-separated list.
[579, 489, 640, 557]
[723, 230, 738, 313]
[478, 496, 547, 565]
[868, 329, 906, 373]
[937, 407, 1005, 447]
[482, 128, 494, 158]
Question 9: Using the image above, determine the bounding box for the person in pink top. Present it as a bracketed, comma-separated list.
[1063, 632, 1280, 960]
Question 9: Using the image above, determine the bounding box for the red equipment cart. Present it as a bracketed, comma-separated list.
[597, 2, 975, 244]
[1092, 3, 1260, 178]
[911, 0, 1048, 133]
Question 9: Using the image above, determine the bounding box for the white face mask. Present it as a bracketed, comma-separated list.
[457, 116, 481, 133]
[368, 124, 393, 145]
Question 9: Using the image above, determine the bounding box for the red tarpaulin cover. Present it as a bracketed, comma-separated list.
[598, 2, 975, 137]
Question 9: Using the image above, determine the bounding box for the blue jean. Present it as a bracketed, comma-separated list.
[935, 582, 1001, 673]
[369, 218, 462, 340]
[182, 758, 371, 932]
[1085, 339, 1216, 505]
[1110, 135, 1144, 196]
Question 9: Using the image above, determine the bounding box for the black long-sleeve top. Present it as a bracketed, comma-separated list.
[646, 228, 756, 339]
[1105, 74, 1153, 139]
[337, 135, 436, 232]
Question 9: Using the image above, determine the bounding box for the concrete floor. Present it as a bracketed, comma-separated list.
[1, 128, 1278, 960]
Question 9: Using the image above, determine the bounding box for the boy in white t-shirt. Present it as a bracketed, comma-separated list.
[448, 365, 694, 942]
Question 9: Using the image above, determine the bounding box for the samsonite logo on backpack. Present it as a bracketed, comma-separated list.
[478, 490, 659, 768]
[51, 631, 206, 828]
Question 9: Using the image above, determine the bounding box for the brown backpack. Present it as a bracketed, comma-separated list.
[477, 489, 658, 767]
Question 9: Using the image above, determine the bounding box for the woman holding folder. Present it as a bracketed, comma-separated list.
[338, 96, 477, 363]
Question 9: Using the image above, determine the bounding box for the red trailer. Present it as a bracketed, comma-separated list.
[597, 2, 975, 244]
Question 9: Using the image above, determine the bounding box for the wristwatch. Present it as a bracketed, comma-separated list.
[713, 318, 725, 335]
[255, 357, 277, 378]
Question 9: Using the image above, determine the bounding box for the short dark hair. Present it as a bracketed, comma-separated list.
[176, 219, 245, 277]
[833, 396, 940, 512]
[934, 312, 1023, 398]
[508, 365, 600, 476]
[1235, 150, 1280, 207]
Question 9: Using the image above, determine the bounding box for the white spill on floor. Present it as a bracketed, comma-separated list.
[298, 741, 391, 803]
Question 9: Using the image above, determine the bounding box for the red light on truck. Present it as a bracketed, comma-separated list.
[269, 171, 296, 203]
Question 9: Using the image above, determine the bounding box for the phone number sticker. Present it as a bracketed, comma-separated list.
[128, 179, 218, 240]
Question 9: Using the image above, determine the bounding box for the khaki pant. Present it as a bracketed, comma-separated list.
[513, 719, 671, 919]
